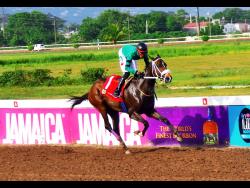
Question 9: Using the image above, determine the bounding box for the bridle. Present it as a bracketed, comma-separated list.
[137, 57, 171, 97]
[144, 57, 171, 82]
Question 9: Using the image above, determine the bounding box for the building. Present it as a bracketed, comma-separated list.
[63, 30, 79, 39]
[183, 21, 209, 34]
[223, 23, 249, 34]
[223, 23, 237, 33]
[235, 23, 249, 33]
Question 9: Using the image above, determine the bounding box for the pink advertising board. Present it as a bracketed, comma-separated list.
[0, 107, 148, 146]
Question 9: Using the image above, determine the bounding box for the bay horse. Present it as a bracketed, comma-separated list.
[70, 55, 182, 154]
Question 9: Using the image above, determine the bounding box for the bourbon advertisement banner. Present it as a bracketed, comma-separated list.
[147, 106, 229, 146]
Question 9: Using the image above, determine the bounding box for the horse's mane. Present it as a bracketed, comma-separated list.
[144, 55, 159, 72]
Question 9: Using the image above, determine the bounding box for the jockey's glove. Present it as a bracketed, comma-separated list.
[134, 71, 145, 79]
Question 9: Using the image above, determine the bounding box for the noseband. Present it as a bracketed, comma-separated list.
[138, 57, 169, 97]
[147, 58, 171, 82]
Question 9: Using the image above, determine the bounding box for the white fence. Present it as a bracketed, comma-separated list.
[1, 33, 250, 51]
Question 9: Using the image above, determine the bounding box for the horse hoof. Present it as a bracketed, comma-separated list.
[134, 131, 143, 137]
[125, 150, 131, 155]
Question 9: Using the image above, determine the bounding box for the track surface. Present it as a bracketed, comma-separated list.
[0, 145, 249, 181]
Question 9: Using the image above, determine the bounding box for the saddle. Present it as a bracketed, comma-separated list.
[101, 75, 133, 103]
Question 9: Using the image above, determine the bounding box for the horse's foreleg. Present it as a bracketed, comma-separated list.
[130, 112, 149, 137]
[149, 111, 183, 142]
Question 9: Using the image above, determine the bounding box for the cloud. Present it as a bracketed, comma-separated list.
[11, 8, 25, 12]
[15, 8, 25, 11]
[60, 10, 69, 17]
[73, 13, 79, 17]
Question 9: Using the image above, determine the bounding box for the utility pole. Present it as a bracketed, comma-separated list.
[196, 7, 200, 37]
[207, 12, 211, 37]
[195, 16, 199, 36]
[1, 7, 5, 37]
[146, 20, 148, 34]
[128, 17, 130, 41]
[53, 17, 57, 44]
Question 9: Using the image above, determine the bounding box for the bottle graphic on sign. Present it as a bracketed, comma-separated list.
[203, 107, 219, 145]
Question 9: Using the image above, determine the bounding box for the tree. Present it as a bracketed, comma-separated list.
[70, 33, 80, 44]
[5, 11, 56, 46]
[96, 9, 129, 29]
[166, 15, 182, 32]
[0, 31, 6, 46]
[79, 17, 101, 42]
[213, 8, 250, 23]
[79, 9, 131, 42]
[46, 13, 65, 31]
[147, 11, 168, 32]
[98, 23, 127, 44]
[133, 14, 148, 33]
[200, 22, 224, 35]
[176, 9, 189, 26]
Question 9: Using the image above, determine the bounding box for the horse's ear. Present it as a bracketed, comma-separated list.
[157, 54, 161, 58]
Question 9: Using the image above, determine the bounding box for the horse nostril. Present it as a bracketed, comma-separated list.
[165, 74, 172, 83]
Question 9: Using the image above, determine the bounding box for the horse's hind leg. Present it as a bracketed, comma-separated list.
[108, 109, 130, 154]
[99, 108, 130, 154]
[130, 112, 149, 137]
[148, 110, 182, 142]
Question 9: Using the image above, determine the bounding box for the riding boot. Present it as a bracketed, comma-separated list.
[114, 77, 126, 97]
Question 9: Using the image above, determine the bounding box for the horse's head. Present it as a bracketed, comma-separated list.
[148, 54, 172, 83]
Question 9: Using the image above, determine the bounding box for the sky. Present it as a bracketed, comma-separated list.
[2, 7, 250, 25]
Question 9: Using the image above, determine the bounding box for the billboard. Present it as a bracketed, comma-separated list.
[0, 105, 230, 147]
[229, 106, 250, 147]
[0, 108, 147, 146]
[146, 106, 229, 146]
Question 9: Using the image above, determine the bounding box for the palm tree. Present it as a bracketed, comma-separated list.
[99, 23, 127, 44]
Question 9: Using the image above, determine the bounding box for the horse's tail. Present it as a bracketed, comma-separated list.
[69, 93, 89, 110]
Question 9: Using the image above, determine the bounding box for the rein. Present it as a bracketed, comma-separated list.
[151, 58, 169, 79]
[138, 87, 154, 97]
[142, 59, 163, 79]
[136, 57, 169, 97]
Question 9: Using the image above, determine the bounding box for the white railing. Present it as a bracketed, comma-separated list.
[1, 33, 250, 51]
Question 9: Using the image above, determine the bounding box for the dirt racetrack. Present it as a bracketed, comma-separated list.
[0, 145, 250, 181]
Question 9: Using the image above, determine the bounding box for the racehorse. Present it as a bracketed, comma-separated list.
[69, 54, 182, 154]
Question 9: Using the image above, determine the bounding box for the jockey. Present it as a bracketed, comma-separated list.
[114, 42, 150, 97]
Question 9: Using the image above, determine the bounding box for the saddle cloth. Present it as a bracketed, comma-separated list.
[101, 75, 125, 102]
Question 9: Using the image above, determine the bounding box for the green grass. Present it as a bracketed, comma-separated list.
[1, 40, 250, 99]
[0, 85, 249, 99]
[0, 85, 91, 99]
[156, 87, 250, 98]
